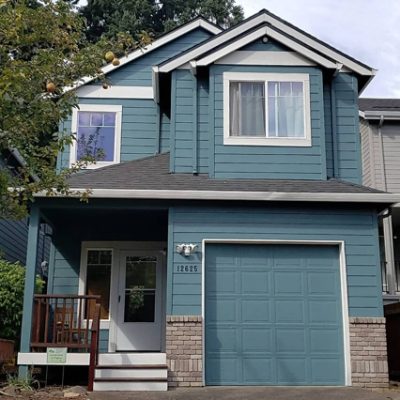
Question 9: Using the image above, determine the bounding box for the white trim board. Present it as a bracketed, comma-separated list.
[63, 18, 222, 93]
[158, 11, 374, 76]
[196, 26, 336, 69]
[34, 188, 400, 204]
[200, 239, 351, 386]
[215, 51, 317, 66]
[76, 85, 153, 99]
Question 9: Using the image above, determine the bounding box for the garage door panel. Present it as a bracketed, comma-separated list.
[311, 358, 342, 383]
[274, 271, 304, 295]
[241, 271, 270, 293]
[206, 298, 237, 323]
[241, 299, 271, 322]
[310, 328, 341, 353]
[207, 269, 236, 294]
[276, 329, 306, 353]
[243, 358, 273, 383]
[275, 300, 305, 323]
[309, 301, 340, 323]
[242, 327, 273, 352]
[276, 358, 307, 384]
[205, 244, 344, 386]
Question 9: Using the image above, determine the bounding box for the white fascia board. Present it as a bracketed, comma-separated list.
[152, 66, 159, 103]
[34, 188, 400, 204]
[215, 51, 317, 66]
[63, 19, 222, 93]
[197, 26, 334, 68]
[158, 14, 268, 72]
[265, 27, 337, 69]
[261, 13, 375, 76]
[362, 110, 400, 120]
[18, 352, 90, 366]
[76, 85, 153, 99]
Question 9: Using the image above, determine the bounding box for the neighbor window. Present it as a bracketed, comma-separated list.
[224, 72, 311, 146]
[70, 104, 122, 168]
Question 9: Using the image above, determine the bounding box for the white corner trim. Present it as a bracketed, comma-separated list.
[64, 19, 222, 93]
[18, 352, 90, 366]
[201, 239, 351, 386]
[152, 66, 159, 103]
[76, 85, 154, 99]
[34, 188, 400, 204]
[215, 51, 317, 66]
[222, 72, 312, 147]
[69, 104, 122, 170]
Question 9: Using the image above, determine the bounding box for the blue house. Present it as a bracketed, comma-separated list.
[18, 10, 398, 391]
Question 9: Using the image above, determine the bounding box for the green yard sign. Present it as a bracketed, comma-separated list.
[47, 347, 67, 364]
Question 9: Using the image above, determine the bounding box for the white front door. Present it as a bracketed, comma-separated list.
[115, 251, 162, 351]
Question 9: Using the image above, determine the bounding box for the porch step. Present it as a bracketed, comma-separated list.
[98, 352, 166, 366]
[94, 354, 168, 391]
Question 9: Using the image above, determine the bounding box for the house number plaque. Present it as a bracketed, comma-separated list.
[176, 265, 198, 273]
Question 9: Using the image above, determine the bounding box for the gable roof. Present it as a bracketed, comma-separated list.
[158, 9, 375, 90]
[359, 98, 400, 120]
[63, 17, 222, 93]
[36, 153, 400, 204]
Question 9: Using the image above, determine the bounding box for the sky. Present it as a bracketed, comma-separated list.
[235, 0, 400, 98]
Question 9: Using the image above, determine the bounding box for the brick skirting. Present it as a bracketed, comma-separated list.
[349, 317, 389, 388]
[166, 315, 203, 387]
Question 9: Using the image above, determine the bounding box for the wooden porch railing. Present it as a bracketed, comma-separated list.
[31, 295, 101, 391]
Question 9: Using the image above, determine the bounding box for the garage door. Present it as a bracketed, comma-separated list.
[205, 244, 345, 386]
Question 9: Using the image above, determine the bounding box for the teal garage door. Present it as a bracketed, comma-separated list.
[205, 244, 345, 386]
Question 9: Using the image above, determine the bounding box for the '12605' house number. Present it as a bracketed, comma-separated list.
[176, 265, 198, 273]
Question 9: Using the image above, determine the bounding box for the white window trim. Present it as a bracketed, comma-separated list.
[70, 104, 122, 169]
[78, 246, 114, 330]
[223, 72, 312, 147]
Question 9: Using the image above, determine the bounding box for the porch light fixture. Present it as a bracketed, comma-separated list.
[176, 243, 198, 257]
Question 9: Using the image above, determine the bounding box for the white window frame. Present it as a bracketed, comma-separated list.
[78, 246, 114, 329]
[70, 104, 122, 169]
[223, 72, 312, 147]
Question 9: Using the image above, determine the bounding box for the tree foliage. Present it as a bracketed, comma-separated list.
[80, 0, 244, 42]
[0, 0, 140, 219]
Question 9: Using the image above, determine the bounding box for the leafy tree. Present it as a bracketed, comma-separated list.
[80, 0, 244, 42]
[0, 0, 140, 219]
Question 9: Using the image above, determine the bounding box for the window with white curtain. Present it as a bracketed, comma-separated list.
[223, 72, 311, 146]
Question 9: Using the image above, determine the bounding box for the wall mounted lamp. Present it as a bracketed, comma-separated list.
[176, 243, 198, 257]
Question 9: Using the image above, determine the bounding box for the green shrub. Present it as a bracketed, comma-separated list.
[0, 259, 45, 341]
[0, 260, 25, 340]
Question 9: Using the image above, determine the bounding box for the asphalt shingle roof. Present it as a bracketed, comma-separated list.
[359, 98, 400, 112]
[67, 153, 382, 194]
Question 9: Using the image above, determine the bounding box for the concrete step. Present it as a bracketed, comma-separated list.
[95, 365, 168, 379]
[93, 378, 168, 391]
[97, 353, 166, 366]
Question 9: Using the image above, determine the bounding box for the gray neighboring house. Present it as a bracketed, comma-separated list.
[359, 98, 400, 303]
[0, 149, 50, 272]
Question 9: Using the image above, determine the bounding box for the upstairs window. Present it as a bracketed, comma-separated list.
[224, 72, 311, 146]
[70, 104, 122, 168]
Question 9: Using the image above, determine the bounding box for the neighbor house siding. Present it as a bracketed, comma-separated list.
[168, 205, 382, 317]
[209, 65, 326, 179]
[0, 219, 28, 264]
[360, 118, 373, 188]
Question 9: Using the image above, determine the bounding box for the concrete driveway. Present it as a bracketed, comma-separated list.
[90, 386, 400, 400]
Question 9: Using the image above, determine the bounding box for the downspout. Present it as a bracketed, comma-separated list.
[190, 61, 198, 175]
[330, 63, 343, 178]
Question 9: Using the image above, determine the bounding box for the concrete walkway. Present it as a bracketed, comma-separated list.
[90, 386, 400, 400]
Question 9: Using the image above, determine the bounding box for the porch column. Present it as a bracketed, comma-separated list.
[383, 212, 396, 295]
[19, 206, 40, 379]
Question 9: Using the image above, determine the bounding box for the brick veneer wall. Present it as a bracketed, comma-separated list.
[349, 317, 389, 388]
[166, 315, 203, 387]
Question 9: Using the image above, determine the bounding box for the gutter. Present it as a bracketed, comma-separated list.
[33, 188, 400, 204]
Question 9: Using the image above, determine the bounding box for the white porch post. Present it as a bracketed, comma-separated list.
[383, 212, 396, 295]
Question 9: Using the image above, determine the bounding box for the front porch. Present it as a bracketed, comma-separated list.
[18, 200, 170, 391]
